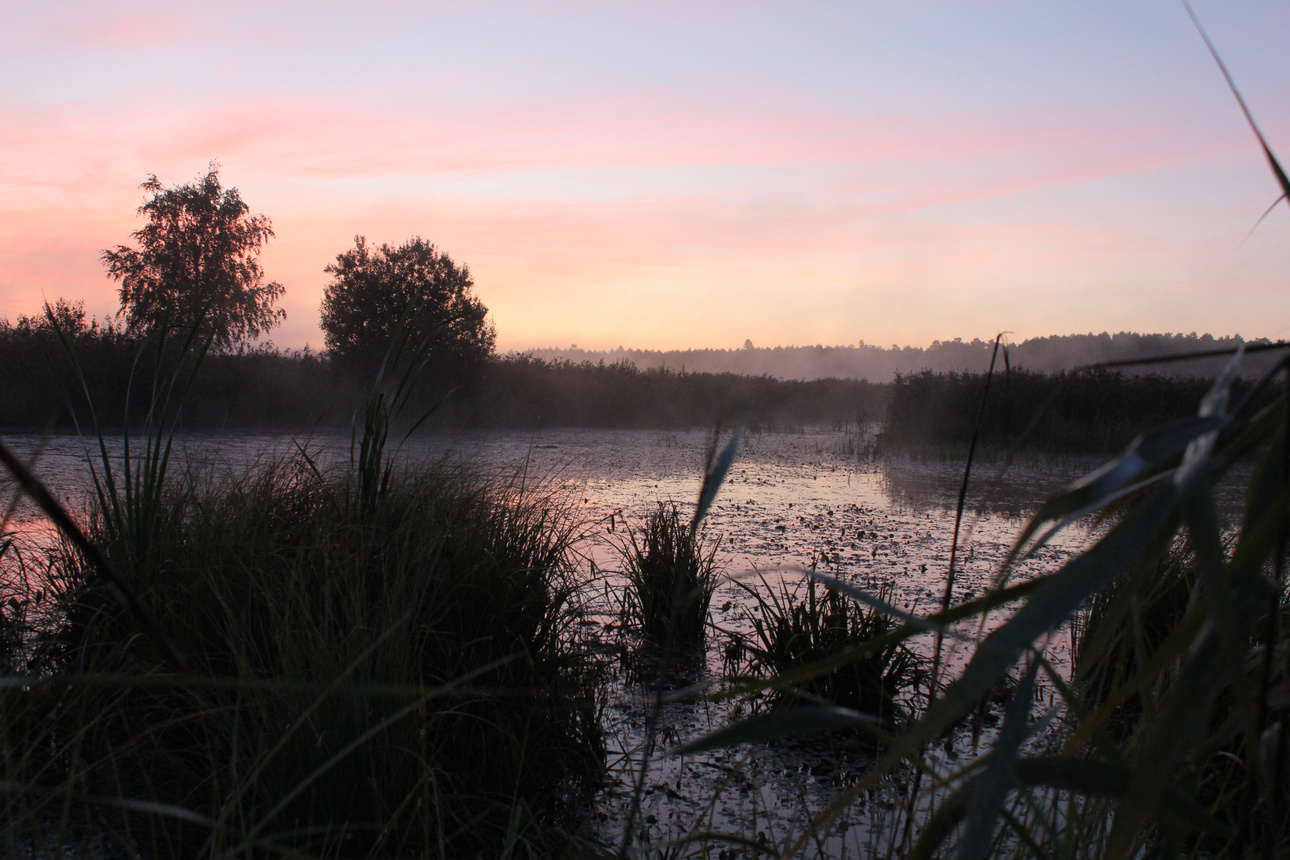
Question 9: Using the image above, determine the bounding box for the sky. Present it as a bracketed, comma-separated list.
[2, 1, 1289, 353]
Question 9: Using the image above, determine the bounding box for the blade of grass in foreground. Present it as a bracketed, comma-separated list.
[694, 420, 745, 530]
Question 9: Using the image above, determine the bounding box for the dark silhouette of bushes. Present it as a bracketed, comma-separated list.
[878, 367, 1275, 455]
[183, 349, 352, 429]
[0, 303, 137, 428]
[0, 322, 879, 432]
[6, 315, 1266, 450]
[449, 356, 881, 429]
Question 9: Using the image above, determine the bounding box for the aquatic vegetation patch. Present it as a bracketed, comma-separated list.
[619, 501, 722, 654]
[0, 455, 605, 858]
[735, 574, 921, 729]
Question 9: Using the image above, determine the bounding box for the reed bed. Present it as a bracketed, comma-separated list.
[466, 357, 877, 430]
[0, 310, 878, 434]
[879, 367, 1272, 456]
[0, 453, 605, 858]
[618, 502, 722, 660]
[735, 576, 920, 728]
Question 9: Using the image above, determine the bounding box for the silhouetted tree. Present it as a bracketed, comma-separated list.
[102, 165, 285, 351]
[319, 236, 495, 381]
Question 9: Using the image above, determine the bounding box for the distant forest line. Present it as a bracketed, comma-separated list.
[0, 317, 882, 433]
[16, 167, 1276, 448]
[522, 331, 1280, 382]
[1, 317, 1279, 456]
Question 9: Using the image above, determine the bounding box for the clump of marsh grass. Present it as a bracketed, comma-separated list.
[737, 574, 920, 727]
[1072, 536, 1198, 726]
[4, 455, 605, 858]
[619, 501, 721, 653]
[615, 428, 742, 860]
[1069, 531, 1290, 852]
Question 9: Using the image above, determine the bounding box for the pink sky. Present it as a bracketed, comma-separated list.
[3, 2, 1289, 352]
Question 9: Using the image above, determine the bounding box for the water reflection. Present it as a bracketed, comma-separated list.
[877, 454, 1102, 519]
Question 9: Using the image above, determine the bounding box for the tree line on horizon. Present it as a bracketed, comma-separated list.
[520, 329, 1279, 383]
[0, 308, 881, 431]
[1, 165, 1272, 439]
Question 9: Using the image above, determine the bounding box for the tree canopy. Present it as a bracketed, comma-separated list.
[102, 166, 285, 351]
[319, 236, 495, 380]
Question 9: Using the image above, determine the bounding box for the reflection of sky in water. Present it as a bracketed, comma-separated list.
[0, 428, 1120, 854]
